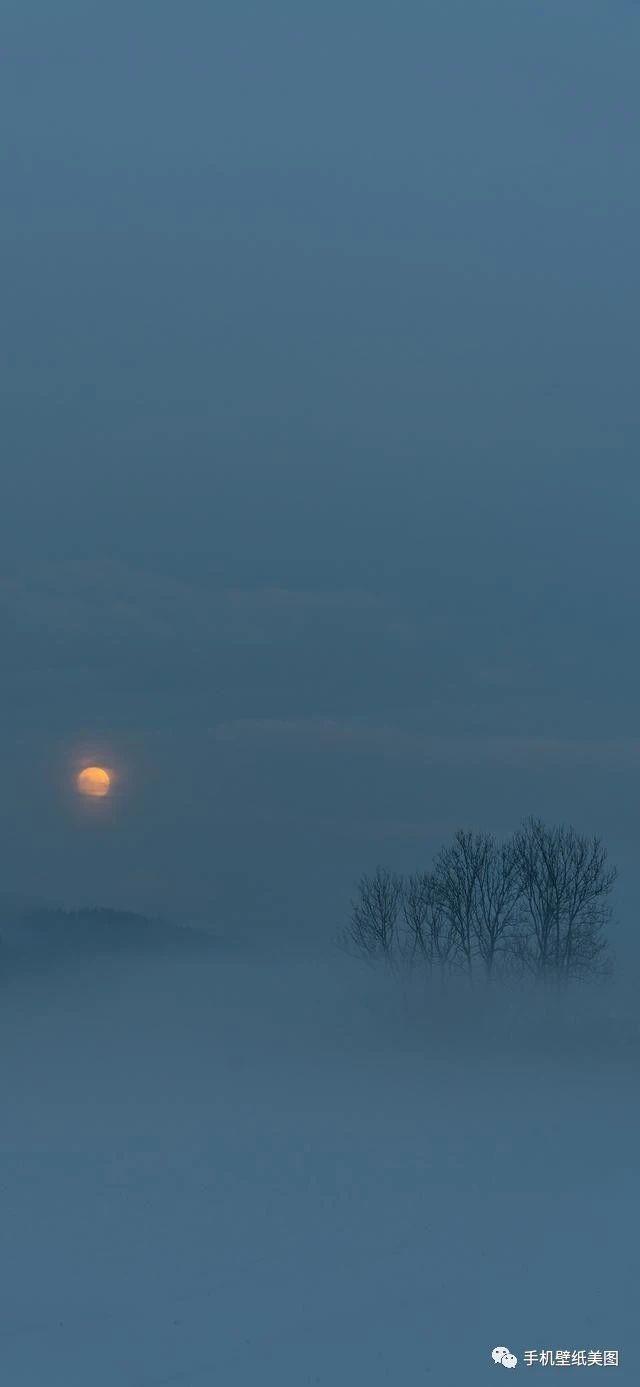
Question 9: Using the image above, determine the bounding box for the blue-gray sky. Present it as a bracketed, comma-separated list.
[2, 0, 639, 943]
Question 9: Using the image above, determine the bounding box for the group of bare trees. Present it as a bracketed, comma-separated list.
[347, 818, 616, 987]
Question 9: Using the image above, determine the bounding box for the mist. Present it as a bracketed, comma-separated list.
[2, 927, 638, 1384]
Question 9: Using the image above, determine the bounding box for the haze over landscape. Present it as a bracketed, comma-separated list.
[2, 1, 639, 1382]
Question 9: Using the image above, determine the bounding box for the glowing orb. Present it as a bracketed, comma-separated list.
[77, 765, 111, 798]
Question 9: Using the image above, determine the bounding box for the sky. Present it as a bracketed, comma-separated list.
[1, 0, 639, 945]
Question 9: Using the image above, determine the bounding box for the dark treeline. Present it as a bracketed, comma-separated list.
[0, 906, 212, 975]
[347, 818, 617, 987]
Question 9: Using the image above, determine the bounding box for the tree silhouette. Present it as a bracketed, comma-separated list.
[347, 818, 617, 988]
[509, 817, 615, 985]
[401, 870, 457, 981]
[347, 867, 403, 967]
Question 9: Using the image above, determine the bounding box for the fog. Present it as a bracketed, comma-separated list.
[2, 924, 638, 1383]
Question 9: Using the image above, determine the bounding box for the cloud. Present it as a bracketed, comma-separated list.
[0, 560, 401, 647]
[213, 716, 640, 770]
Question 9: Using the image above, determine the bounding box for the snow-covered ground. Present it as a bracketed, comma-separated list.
[1, 935, 637, 1385]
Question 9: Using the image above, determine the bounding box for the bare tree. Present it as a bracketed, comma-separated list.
[401, 871, 458, 981]
[347, 867, 403, 968]
[430, 830, 521, 980]
[430, 830, 483, 978]
[509, 817, 616, 985]
[471, 836, 521, 979]
[400, 871, 431, 967]
[344, 819, 616, 992]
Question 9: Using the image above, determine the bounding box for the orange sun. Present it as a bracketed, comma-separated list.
[77, 765, 111, 798]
